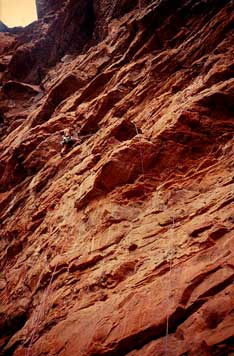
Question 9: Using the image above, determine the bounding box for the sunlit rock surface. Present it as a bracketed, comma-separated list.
[0, 0, 233, 355]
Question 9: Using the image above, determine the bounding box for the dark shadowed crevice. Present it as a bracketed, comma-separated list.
[0, 310, 28, 355]
[113, 121, 140, 142]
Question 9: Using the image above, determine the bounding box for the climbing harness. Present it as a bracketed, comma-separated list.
[62, 135, 73, 144]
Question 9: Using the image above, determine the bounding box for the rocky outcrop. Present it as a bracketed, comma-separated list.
[0, 0, 233, 355]
[0, 22, 9, 33]
[36, 0, 63, 18]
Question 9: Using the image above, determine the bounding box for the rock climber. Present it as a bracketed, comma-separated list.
[60, 128, 80, 156]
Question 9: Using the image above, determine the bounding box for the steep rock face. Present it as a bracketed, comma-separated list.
[0, 0, 234, 355]
[4, 0, 143, 84]
[36, 0, 66, 18]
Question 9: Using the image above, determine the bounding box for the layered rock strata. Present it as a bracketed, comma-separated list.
[0, 0, 234, 355]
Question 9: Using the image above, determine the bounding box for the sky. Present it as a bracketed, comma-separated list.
[0, 0, 37, 27]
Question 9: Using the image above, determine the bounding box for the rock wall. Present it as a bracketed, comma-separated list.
[36, 0, 64, 18]
[0, 0, 233, 355]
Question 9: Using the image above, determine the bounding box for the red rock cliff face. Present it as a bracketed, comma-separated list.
[0, 1, 234, 355]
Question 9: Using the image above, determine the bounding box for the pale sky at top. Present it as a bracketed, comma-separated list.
[0, 0, 37, 27]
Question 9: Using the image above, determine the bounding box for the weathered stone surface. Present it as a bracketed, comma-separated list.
[36, 0, 65, 19]
[0, 0, 234, 355]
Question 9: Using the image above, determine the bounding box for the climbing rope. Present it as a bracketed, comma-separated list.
[26, 230, 68, 356]
[138, 0, 142, 11]
[26, 120, 176, 355]
[164, 216, 175, 356]
[133, 123, 147, 197]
